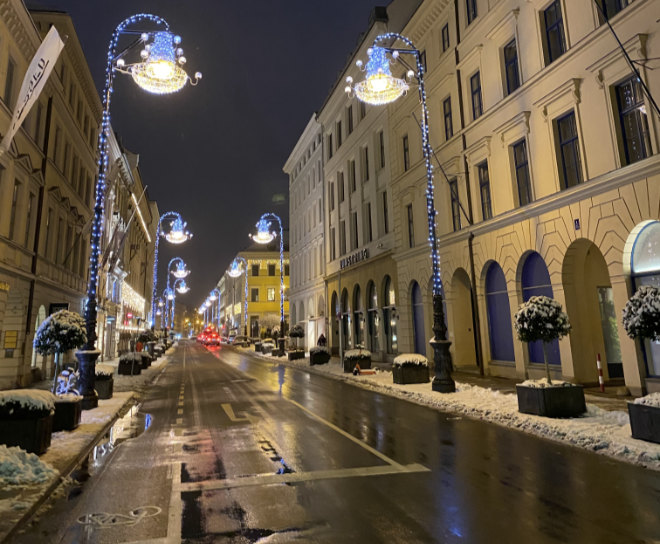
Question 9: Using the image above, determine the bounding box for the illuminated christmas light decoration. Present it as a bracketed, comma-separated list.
[80, 13, 201, 410]
[251, 213, 285, 334]
[171, 257, 190, 279]
[165, 216, 192, 244]
[176, 280, 190, 294]
[227, 257, 249, 335]
[169, 277, 190, 328]
[347, 33, 454, 393]
[348, 46, 409, 106]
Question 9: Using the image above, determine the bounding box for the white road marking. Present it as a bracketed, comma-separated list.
[221, 402, 255, 423]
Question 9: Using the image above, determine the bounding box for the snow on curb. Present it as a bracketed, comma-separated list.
[237, 346, 660, 471]
[0, 445, 57, 486]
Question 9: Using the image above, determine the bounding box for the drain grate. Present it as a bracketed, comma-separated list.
[77, 506, 161, 528]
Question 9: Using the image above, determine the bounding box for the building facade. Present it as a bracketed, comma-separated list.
[284, 114, 326, 350]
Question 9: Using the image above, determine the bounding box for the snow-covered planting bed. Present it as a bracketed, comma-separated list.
[0, 390, 56, 414]
[95, 364, 114, 377]
[634, 393, 660, 407]
[393, 353, 428, 366]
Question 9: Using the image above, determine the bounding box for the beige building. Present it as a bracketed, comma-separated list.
[284, 114, 326, 350]
[388, 0, 660, 395]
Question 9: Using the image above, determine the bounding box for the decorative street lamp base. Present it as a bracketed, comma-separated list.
[430, 337, 455, 393]
[75, 350, 100, 410]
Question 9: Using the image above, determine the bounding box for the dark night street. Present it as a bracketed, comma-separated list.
[14, 341, 660, 544]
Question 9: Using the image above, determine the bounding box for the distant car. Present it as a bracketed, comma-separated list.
[204, 332, 220, 346]
[197, 334, 206, 343]
[233, 335, 250, 347]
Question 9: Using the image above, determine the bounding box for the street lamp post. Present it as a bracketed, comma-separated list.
[77, 14, 201, 409]
[346, 34, 455, 392]
[208, 288, 220, 330]
[170, 277, 190, 331]
[227, 257, 249, 336]
[251, 213, 285, 337]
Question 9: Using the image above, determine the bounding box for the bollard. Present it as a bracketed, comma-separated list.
[596, 353, 605, 393]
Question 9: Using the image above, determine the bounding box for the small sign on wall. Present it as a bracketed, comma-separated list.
[574, 218, 581, 231]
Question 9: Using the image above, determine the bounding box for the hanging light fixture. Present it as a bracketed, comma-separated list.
[172, 260, 190, 279]
[176, 280, 190, 294]
[165, 216, 192, 244]
[124, 31, 202, 95]
[165, 288, 175, 301]
[347, 46, 409, 106]
[250, 218, 276, 245]
[227, 258, 244, 278]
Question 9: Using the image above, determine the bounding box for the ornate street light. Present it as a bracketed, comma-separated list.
[251, 213, 285, 335]
[346, 34, 455, 393]
[77, 14, 201, 410]
[169, 277, 189, 329]
[227, 257, 249, 336]
[170, 257, 190, 279]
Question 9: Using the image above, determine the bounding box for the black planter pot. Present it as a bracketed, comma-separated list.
[95, 376, 114, 400]
[53, 398, 82, 431]
[146, 341, 156, 357]
[516, 384, 586, 418]
[0, 412, 53, 454]
[628, 402, 660, 444]
[310, 351, 331, 365]
[140, 353, 152, 369]
[254, 342, 262, 353]
[393, 365, 429, 384]
[118, 358, 142, 375]
[344, 356, 371, 373]
[287, 350, 305, 361]
[262, 344, 274, 355]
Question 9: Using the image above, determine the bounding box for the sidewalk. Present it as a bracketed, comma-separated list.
[235, 347, 660, 471]
[0, 349, 173, 543]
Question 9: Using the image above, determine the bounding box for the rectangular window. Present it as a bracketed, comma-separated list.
[616, 76, 652, 165]
[556, 111, 583, 189]
[339, 171, 345, 202]
[268, 263, 276, 276]
[359, 101, 366, 120]
[477, 161, 492, 220]
[330, 227, 336, 260]
[504, 39, 520, 95]
[347, 106, 354, 134]
[251, 288, 259, 302]
[402, 134, 410, 171]
[543, 0, 566, 64]
[349, 160, 356, 190]
[513, 139, 532, 206]
[406, 204, 415, 248]
[382, 192, 389, 234]
[596, 0, 631, 23]
[8, 180, 20, 241]
[336, 120, 342, 148]
[34, 102, 43, 147]
[379, 131, 385, 168]
[24, 192, 35, 246]
[339, 220, 347, 255]
[251, 264, 259, 276]
[327, 133, 333, 159]
[442, 23, 450, 52]
[329, 182, 335, 210]
[285, 263, 290, 276]
[53, 127, 62, 166]
[443, 97, 453, 141]
[470, 71, 483, 120]
[267, 288, 275, 302]
[56, 218, 64, 264]
[351, 211, 359, 250]
[3, 57, 16, 108]
[366, 202, 373, 242]
[44, 208, 53, 258]
[466, 0, 477, 24]
[362, 147, 369, 182]
[449, 178, 461, 231]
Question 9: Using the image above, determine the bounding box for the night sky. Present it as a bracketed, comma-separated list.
[41, 0, 381, 309]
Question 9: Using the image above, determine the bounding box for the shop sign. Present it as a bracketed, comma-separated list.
[340, 248, 369, 270]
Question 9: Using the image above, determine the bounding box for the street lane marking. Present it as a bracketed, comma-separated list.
[221, 402, 255, 423]
[178, 463, 429, 493]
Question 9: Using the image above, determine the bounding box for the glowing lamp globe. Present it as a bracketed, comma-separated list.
[353, 46, 408, 106]
[209, 292, 218, 301]
[173, 261, 190, 279]
[251, 219, 276, 245]
[176, 281, 190, 294]
[228, 259, 243, 278]
[165, 217, 191, 244]
[156, 309, 162, 316]
[131, 31, 189, 94]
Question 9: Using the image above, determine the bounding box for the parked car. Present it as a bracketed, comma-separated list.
[204, 332, 220, 346]
[233, 335, 250, 347]
[228, 334, 236, 344]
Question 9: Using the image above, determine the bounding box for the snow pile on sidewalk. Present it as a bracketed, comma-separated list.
[0, 445, 57, 486]
[239, 347, 660, 470]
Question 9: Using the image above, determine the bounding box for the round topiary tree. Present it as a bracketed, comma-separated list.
[33, 310, 87, 393]
[622, 285, 660, 343]
[514, 295, 571, 384]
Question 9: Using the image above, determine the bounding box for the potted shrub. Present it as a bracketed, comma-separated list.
[118, 352, 142, 375]
[344, 346, 371, 373]
[513, 296, 585, 417]
[310, 346, 331, 365]
[95, 364, 114, 400]
[138, 330, 158, 357]
[393, 353, 430, 384]
[0, 390, 56, 454]
[287, 324, 305, 361]
[33, 310, 86, 431]
[622, 285, 660, 443]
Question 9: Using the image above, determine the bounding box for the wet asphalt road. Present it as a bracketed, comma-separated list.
[15, 340, 660, 543]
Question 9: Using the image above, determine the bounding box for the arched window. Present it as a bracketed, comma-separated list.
[382, 276, 398, 354]
[367, 281, 380, 352]
[485, 262, 515, 362]
[353, 285, 364, 347]
[521, 252, 560, 365]
[341, 288, 352, 348]
[411, 281, 426, 354]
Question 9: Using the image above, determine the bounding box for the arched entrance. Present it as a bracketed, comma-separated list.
[563, 239, 622, 381]
[411, 281, 426, 354]
[341, 288, 352, 349]
[353, 285, 364, 347]
[382, 276, 398, 354]
[485, 262, 515, 362]
[521, 252, 560, 365]
[330, 291, 339, 354]
[451, 268, 476, 368]
[628, 221, 660, 376]
[367, 281, 380, 353]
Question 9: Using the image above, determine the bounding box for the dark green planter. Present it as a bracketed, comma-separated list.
[53, 398, 82, 431]
[0, 412, 53, 454]
[516, 384, 586, 418]
[140, 353, 152, 369]
[310, 351, 331, 365]
[628, 402, 660, 444]
[95, 376, 114, 400]
[118, 357, 142, 375]
[287, 350, 305, 361]
[344, 356, 371, 373]
[393, 365, 429, 384]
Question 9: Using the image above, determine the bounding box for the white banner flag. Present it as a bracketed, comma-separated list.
[0, 26, 64, 156]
